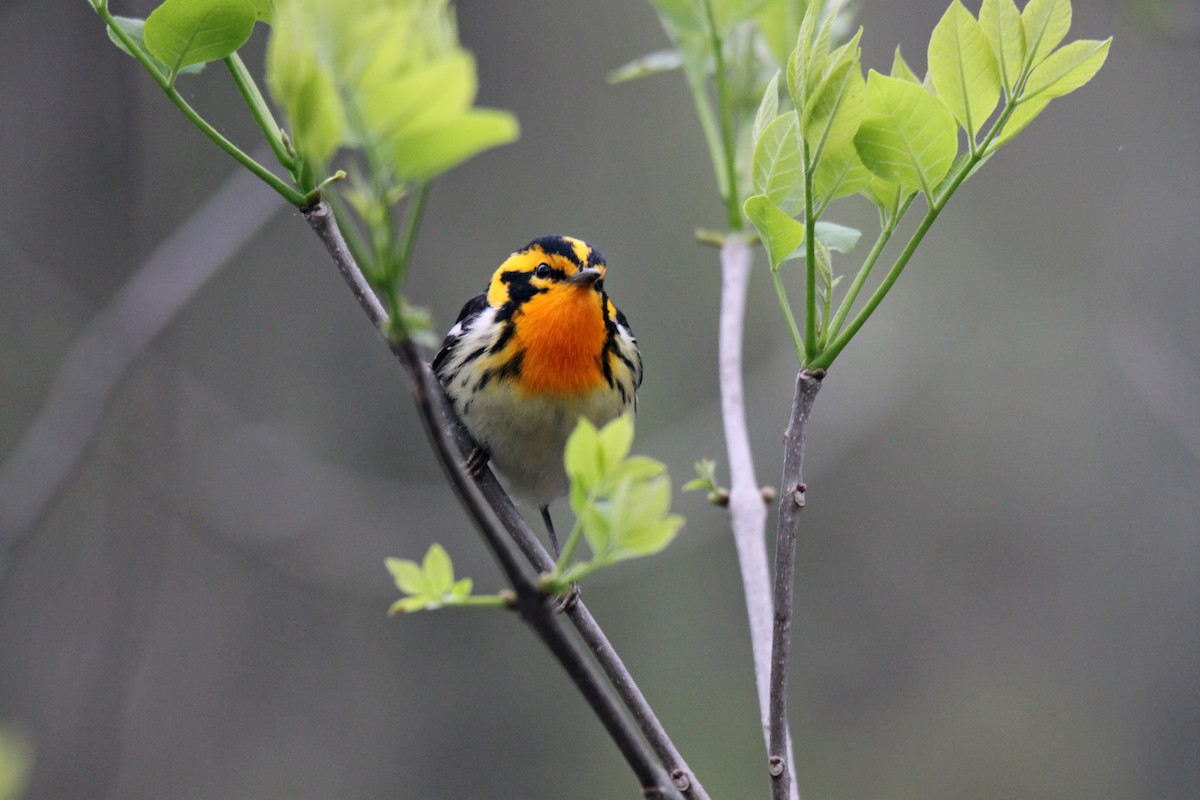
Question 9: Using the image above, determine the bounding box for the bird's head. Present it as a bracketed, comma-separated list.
[486, 235, 606, 308]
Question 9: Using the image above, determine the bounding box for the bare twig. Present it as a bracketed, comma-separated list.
[717, 238, 801, 799]
[0, 163, 281, 552]
[768, 370, 822, 800]
[301, 201, 689, 800]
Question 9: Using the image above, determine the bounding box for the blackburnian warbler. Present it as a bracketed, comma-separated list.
[433, 235, 642, 553]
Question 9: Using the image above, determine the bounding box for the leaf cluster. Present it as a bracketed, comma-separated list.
[544, 416, 685, 591]
[616, 1, 853, 230]
[740, 0, 1109, 369]
[93, 0, 521, 342]
[386, 544, 507, 614]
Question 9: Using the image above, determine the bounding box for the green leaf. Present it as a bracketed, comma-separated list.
[565, 417, 602, 489]
[683, 458, 719, 492]
[1019, 37, 1111, 103]
[607, 49, 683, 84]
[267, 45, 345, 165]
[752, 111, 805, 215]
[598, 413, 635, 472]
[802, 29, 866, 163]
[388, 108, 519, 182]
[890, 46, 921, 84]
[991, 36, 1109, 151]
[616, 455, 667, 483]
[979, 0, 1025, 94]
[362, 53, 477, 145]
[422, 543, 454, 595]
[815, 220, 861, 254]
[928, 0, 1001, 139]
[862, 171, 912, 214]
[1021, 0, 1072, 71]
[249, 0, 273, 22]
[385, 557, 426, 597]
[106, 15, 207, 77]
[854, 70, 958, 199]
[814, 136, 871, 206]
[752, 69, 782, 145]
[786, 5, 819, 105]
[451, 577, 473, 599]
[144, 0, 257, 80]
[744, 194, 807, 271]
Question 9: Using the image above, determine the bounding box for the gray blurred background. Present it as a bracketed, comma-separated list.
[1, 1, 1197, 798]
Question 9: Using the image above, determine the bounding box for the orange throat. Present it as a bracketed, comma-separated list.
[511, 287, 607, 395]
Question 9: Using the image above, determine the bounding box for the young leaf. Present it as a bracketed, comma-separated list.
[813, 137, 871, 206]
[386, 557, 427, 597]
[267, 41, 345, 166]
[249, 0, 272, 21]
[1021, 0, 1072, 71]
[1018, 37, 1111, 103]
[362, 53, 478, 144]
[106, 15, 207, 77]
[744, 194, 807, 271]
[144, 0, 257, 81]
[386, 546, 502, 614]
[815, 220, 862, 254]
[854, 70, 958, 199]
[752, 111, 805, 215]
[422, 543, 454, 595]
[388, 108, 519, 182]
[991, 37, 1110, 151]
[752, 69, 782, 145]
[802, 29, 866, 163]
[928, 0, 1001, 139]
[979, 0, 1025, 94]
[565, 417, 603, 489]
[890, 46, 922, 84]
[598, 413, 636, 472]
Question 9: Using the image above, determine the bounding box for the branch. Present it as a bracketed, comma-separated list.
[717, 239, 800, 800]
[768, 370, 822, 800]
[301, 202, 692, 800]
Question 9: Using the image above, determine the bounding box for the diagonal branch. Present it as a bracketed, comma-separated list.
[302, 201, 694, 800]
[767, 370, 822, 800]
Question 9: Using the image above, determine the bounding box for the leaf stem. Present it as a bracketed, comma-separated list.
[95, 5, 306, 207]
[771, 267, 807, 364]
[554, 520, 585, 573]
[224, 53, 295, 174]
[700, 0, 743, 231]
[802, 142, 818, 363]
[827, 215, 895, 338]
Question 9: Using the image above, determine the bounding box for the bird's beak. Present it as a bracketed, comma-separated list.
[568, 267, 603, 286]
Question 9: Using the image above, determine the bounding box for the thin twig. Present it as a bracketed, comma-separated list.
[717, 239, 800, 800]
[768, 370, 822, 800]
[301, 201, 688, 800]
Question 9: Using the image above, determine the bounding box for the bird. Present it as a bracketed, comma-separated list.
[432, 235, 642, 555]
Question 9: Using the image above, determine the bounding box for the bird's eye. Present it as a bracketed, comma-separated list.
[534, 263, 552, 279]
